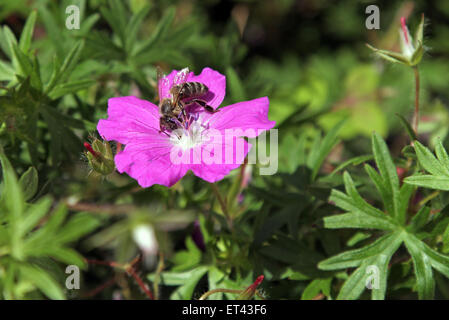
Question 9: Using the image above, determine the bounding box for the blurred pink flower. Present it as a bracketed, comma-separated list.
[97, 67, 275, 187]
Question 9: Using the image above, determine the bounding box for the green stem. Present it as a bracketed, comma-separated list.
[199, 289, 243, 300]
[418, 190, 440, 207]
[198, 288, 265, 300]
[412, 66, 420, 137]
[211, 183, 231, 225]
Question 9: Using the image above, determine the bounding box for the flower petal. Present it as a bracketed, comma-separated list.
[190, 137, 252, 183]
[204, 97, 275, 137]
[97, 96, 161, 144]
[187, 67, 226, 109]
[115, 139, 189, 187]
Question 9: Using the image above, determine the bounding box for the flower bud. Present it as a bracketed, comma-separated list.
[84, 138, 115, 176]
[236, 275, 264, 300]
[366, 14, 425, 67]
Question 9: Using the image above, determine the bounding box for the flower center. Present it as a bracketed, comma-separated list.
[169, 113, 208, 151]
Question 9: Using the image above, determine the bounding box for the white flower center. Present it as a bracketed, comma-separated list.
[169, 115, 208, 151]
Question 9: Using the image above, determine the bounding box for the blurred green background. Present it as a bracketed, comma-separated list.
[1, 0, 449, 300]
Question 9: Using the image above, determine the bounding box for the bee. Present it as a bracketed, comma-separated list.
[157, 67, 216, 132]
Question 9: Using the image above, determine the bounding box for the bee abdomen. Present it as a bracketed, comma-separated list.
[180, 82, 208, 99]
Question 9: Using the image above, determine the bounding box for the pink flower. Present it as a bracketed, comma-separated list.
[97, 67, 275, 187]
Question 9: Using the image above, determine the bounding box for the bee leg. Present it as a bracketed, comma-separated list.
[159, 120, 168, 135]
[187, 99, 217, 113]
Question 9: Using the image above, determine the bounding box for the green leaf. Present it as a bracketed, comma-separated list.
[125, 5, 151, 53]
[404, 175, 449, 191]
[414, 140, 448, 176]
[12, 44, 42, 90]
[365, 164, 394, 217]
[301, 278, 332, 300]
[19, 264, 65, 300]
[0, 147, 24, 218]
[435, 140, 449, 170]
[414, 14, 425, 48]
[396, 113, 416, 141]
[148, 267, 208, 300]
[330, 155, 373, 176]
[372, 132, 400, 220]
[319, 232, 403, 300]
[404, 234, 435, 299]
[46, 246, 87, 269]
[308, 120, 345, 181]
[19, 196, 52, 236]
[18, 167, 38, 201]
[170, 237, 202, 272]
[408, 206, 431, 234]
[327, 171, 397, 231]
[366, 43, 410, 65]
[19, 10, 37, 54]
[134, 7, 176, 56]
[0, 60, 14, 81]
[45, 40, 85, 94]
[404, 140, 449, 190]
[226, 66, 246, 102]
[1, 26, 18, 59]
[54, 212, 100, 244]
[48, 79, 94, 99]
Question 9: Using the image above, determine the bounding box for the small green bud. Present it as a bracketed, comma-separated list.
[367, 14, 425, 67]
[84, 139, 115, 176]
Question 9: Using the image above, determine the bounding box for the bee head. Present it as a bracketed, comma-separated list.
[160, 99, 172, 115]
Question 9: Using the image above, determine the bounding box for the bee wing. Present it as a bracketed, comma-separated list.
[173, 67, 190, 85]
